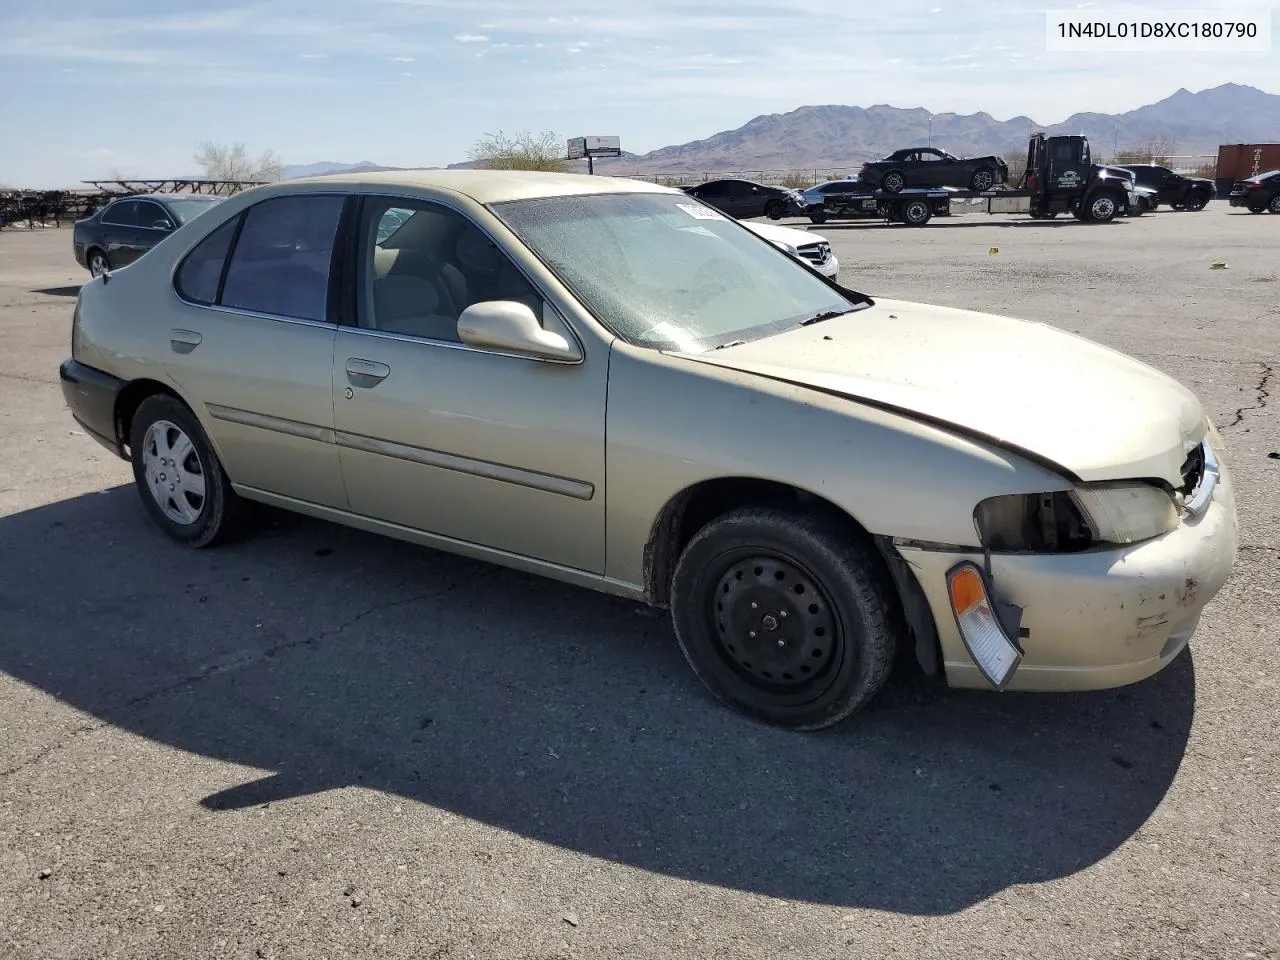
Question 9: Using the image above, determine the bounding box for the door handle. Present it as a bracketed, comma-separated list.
[169, 329, 202, 354]
[345, 358, 390, 388]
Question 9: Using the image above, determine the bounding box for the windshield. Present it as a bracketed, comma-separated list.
[492, 192, 867, 352]
[164, 197, 224, 225]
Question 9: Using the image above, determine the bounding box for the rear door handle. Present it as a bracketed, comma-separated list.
[345, 358, 390, 388]
[169, 329, 202, 353]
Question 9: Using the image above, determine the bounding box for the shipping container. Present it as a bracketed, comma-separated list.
[1215, 143, 1280, 197]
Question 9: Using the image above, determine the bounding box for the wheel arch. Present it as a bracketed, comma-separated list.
[642, 476, 942, 678]
[113, 378, 189, 456]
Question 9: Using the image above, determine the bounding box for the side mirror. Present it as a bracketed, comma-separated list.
[457, 300, 582, 362]
[153, 219, 174, 231]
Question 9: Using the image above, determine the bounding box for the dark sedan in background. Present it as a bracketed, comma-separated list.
[1228, 169, 1280, 213]
[74, 193, 224, 277]
[680, 179, 806, 220]
[1117, 164, 1215, 211]
[860, 148, 1009, 193]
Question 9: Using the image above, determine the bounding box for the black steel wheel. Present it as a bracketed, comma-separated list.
[670, 506, 899, 730]
[899, 198, 932, 226]
[881, 170, 906, 193]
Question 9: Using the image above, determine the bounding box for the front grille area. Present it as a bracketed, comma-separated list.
[798, 242, 832, 265]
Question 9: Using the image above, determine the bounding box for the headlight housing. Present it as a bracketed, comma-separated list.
[975, 482, 1179, 552]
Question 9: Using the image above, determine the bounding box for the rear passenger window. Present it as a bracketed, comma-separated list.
[175, 214, 241, 305]
[219, 195, 344, 322]
[101, 201, 140, 227]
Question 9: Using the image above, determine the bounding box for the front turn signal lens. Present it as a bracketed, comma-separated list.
[947, 562, 1023, 690]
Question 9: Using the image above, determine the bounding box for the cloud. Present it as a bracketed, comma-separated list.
[388, 55, 416, 61]
[454, 33, 490, 43]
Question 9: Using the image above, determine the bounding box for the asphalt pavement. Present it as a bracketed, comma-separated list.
[1, 206, 1277, 959]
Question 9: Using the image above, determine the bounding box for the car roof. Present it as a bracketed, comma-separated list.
[105, 193, 222, 202]
[282, 169, 680, 204]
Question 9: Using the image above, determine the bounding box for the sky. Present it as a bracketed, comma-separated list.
[1, 0, 1276, 187]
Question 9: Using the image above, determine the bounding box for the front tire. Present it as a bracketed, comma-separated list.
[764, 199, 786, 220]
[970, 167, 996, 191]
[129, 394, 245, 548]
[670, 507, 899, 730]
[808, 212, 828, 224]
[1086, 192, 1119, 223]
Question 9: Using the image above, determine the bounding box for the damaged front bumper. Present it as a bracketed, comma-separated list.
[894, 463, 1238, 692]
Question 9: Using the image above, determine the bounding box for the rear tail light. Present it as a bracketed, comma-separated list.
[946, 563, 1024, 689]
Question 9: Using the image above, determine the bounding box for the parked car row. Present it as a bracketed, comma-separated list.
[59, 169, 1238, 730]
[1228, 169, 1280, 212]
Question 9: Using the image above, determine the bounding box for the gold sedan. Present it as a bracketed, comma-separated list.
[58, 171, 1238, 729]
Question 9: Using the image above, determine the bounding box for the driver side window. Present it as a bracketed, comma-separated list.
[356, 197, 543, 343]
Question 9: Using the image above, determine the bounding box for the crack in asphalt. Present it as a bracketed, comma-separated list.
[0, 370, 57, 386]
[0, 591, 438, 781]
[1222, 362, 1273, 430]
[1135, 354, 1268, 367]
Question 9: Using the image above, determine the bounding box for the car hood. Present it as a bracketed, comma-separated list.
[743, 221, 829, 248]
[674, 299, 1206, 485]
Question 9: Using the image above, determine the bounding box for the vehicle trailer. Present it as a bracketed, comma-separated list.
[807, 187, 952, 227]
[804, 135, 1135, 225]
[916, 134, 1136, 223]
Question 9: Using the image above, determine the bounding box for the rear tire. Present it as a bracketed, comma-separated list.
[1270, 194, 1280, 213]
[808, 212, 828, 224]
[87, 249, 111, 277]
[899, 198, 932, 226]
[129, 394, 245, 548]
[1182, 191, 1210, 212]
[670, 506, 899, 730]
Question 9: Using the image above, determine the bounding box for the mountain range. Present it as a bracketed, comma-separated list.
[282, 83, 1279, 179]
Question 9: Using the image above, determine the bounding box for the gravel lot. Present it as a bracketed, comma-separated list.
[1, 206, 1277, 959]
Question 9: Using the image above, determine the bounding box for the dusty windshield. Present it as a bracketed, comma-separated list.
[165, 197, 224, 224]
[492, 192, 867, 352]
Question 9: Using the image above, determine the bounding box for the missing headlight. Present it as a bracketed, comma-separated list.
[974, 492, 1095, 553]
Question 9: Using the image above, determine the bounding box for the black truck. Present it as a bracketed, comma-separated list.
[1117, 163, 1215, 211]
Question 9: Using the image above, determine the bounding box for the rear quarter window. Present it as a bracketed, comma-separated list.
[175, 214, 242, 306]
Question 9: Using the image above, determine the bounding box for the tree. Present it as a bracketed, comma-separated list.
[1112, 134, 1178, 166]
[1002, 150, 1027, 187]
[467, 130, 570, 172]
[193, 141, 283, 182]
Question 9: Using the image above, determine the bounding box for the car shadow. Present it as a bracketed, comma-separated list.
[0, 487, 1196, 916]
[31, 285, 82, 297]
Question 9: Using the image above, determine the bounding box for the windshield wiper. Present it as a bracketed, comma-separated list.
[798, 308, 854, 327]
[712, 339, 747, 350]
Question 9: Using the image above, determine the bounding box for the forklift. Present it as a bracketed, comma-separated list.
[1021, 133, 1134, 222]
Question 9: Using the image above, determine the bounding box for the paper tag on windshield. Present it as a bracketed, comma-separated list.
[676, 203, 726, 221]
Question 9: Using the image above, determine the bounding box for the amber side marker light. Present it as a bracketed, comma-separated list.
[946, 562, 1024, 690]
